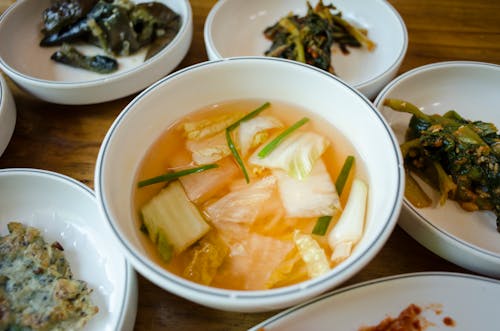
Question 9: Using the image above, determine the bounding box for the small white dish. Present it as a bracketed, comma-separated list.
[0, 168, 138, 331]
[0, 74, 16, 157]
[0, 0, 192, 105]
[374, 61, 500, 278]
[250, 272, 500, 330]
[204, 0, 408, 100]
[95, 57, 404, 312]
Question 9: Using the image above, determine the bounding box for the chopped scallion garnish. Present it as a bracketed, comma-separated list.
[227, 102, 271, 131]
[335, 155, 355, 195]
[226, 129, 250, 182]
[258, 117, 310, 158]
[312, 215, 332, 236]
[226, 102, 271, 183]
[137, 164, 219, 188]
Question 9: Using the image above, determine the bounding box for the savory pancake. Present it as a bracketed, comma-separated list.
[0, 222, 98, 330]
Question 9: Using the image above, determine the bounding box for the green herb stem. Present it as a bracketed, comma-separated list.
[137, 164, 219, 188]
[312, 215, 332, 236]
[226, 102, 271, 183]
[226, 129, 250, 183]
[258, 117, 310, 158]
[335, 155, 355, 195]
[227, 102, 271, 131]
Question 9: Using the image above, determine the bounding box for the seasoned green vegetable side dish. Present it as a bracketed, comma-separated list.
[0, 222, 98, 330]
[263, 0, 375, 74]
[40, 0, 181, 73]
[384, 98, 500, 232]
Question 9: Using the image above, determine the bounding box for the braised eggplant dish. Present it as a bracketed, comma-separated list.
[40, 0, 181, 73]
[263, 0, 375, 75]
[384, 98, 500, 232]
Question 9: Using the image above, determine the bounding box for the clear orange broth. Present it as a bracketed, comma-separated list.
[133, 99, 361, 290]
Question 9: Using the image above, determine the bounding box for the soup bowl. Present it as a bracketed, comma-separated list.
[95, 57, 404, 312]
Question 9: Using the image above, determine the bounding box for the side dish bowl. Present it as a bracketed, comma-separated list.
[0, 0, 192, 105]
[0, 74, 16, 157]
[95, 57, 404, 312]
[375, 61, 500, 278]
[0, 168, 138, 330]
[204, 0, 408, 100]
[250, 272, 500, 330]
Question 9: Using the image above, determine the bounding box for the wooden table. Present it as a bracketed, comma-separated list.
[1, 0, 499, 330]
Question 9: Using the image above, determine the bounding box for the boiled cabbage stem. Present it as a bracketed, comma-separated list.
[226, 102, 271, 183]
[258, 117, 310, 158]
[328, 178, 368, 264]
[250, 131, 329, 180]
[294, 230, 330, 278]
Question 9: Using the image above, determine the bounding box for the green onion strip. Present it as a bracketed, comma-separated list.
[335, 155, 355, 195]
[225, 129, 249, 182]
[137, 164, 219, 188]
[258, 117, 310, 158]
[225, 102, 271, 183]
[312, 215, 332, 236]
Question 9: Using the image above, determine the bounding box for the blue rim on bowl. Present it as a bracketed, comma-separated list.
[203, 0, 408, 99]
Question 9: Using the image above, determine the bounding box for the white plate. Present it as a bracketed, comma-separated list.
[0, 168, 137, 331]
[374, 61, 500, 278]
[204, 0, 408, 99]
[250, 272, 500, 330]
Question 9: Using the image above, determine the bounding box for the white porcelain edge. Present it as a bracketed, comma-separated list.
[0, 74, 16, 156]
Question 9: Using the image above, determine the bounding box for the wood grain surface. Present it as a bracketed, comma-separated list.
[1, 0, 499, 330]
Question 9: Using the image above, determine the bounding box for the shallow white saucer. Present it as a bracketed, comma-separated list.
[251, 272, 500, 330]
[204, 0, 408, 99]
[0, 168, 138, 331]
[375, 61, 500, 278]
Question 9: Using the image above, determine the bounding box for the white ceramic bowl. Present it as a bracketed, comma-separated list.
[0, 74, 15, 157]
[0, 0, 192, 105]
[204, 0, 407, 100]
[0, 168, 138, 331]
[95, 57, 404, 312]
[374, 61, 500, 278]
